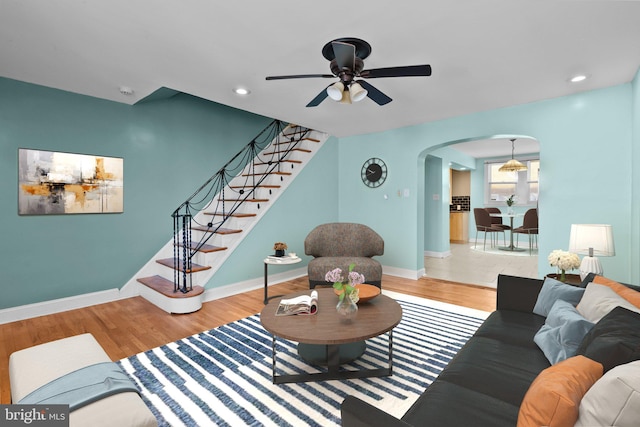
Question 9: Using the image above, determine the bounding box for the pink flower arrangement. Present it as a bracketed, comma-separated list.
[325, 263, 364, 302]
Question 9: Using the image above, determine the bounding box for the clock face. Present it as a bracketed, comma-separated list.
[361, 158, 387, 188]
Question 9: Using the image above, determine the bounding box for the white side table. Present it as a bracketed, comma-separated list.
[263, 255, 302, 304]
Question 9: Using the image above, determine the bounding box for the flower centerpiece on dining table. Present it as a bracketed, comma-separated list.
[325, 263, 364, 318]
[548, 249, 581, 282]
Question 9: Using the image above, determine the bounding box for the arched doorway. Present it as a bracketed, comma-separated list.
[420, 135, 540, 288]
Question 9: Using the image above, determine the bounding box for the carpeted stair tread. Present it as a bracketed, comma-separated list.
[155, 258, 211, 273]
[137, 275, 204, 298]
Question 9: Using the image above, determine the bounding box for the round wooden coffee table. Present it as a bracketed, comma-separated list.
[260, 288, 402, 384]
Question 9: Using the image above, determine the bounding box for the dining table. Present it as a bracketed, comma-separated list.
[490, 212, 525, 251]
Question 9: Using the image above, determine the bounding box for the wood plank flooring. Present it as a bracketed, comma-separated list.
[0, 274, 495, 404]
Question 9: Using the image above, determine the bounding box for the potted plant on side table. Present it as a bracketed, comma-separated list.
[273, 242, 287, 257]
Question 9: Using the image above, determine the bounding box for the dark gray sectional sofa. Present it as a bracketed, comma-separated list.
[340, 274, 640, 426]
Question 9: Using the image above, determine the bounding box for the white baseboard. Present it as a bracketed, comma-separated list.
[0, 265, 425, 323]
[382, 265, 423, 280]
[424, 250, 452, 259]
[201, 266, 308, 302]
[0, 289, 122, 325]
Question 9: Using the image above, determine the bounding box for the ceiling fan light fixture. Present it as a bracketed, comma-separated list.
[327, 81, 344, 101]
[350, 81, 368, 102]
[266, 37, 431, 107]
[339, 88, 352, 104]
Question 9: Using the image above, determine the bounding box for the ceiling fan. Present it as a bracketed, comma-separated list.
[265, 37, 432, 107]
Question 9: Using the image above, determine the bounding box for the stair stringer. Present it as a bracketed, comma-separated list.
[120, 128, 329, 312]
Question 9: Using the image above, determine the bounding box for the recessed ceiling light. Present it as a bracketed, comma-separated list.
[233, 87, 250, 95]
[570, 75, 587, 83]
[119, 86, 134, 96]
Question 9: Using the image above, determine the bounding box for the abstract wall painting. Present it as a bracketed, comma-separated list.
[18, 148, 124, 215]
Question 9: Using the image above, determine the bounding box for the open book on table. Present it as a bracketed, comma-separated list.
[276, 290, 318, 316]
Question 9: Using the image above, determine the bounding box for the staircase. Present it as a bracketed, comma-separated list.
[121, 121, 328, 313]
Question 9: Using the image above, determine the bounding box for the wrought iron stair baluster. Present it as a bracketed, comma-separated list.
[169, 120, 312, 293]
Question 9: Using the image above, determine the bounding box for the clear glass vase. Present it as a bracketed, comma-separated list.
[336, 297, 358, 320]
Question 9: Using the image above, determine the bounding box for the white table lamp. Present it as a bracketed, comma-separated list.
[568, 224, 615, 280]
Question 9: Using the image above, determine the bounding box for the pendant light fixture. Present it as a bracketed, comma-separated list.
[498, 138, 528, 172]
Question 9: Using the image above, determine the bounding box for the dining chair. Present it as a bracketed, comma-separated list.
[513, 208, 539, 254]
[485, 207, 511, 231]
[486, 207, 510, 246]
[473, 208, 504, 250]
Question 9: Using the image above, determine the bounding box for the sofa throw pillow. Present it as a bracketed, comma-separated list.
[517, 355, 603, 427]
[575, 360, 640, 427]
[533, 277, 585, 317]
[534, 300, 594, 364]
[576, 283, 640, 323]
[592, 275, 640, 308]
[576, 306, 640, 372]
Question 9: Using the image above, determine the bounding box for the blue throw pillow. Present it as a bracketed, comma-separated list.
[534, 299, 595, 364]
[533, 277, 586, 317]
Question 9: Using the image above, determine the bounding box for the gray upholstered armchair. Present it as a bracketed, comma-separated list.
[304, 223, 384, 289]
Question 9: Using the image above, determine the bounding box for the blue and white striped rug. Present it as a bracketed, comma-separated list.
[118, 291, 489, 426]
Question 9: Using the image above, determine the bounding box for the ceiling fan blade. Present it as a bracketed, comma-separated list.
[331, 41, 355, 70]
[357, 80, 392, 106]
[266, 74, 334, 80]
[306, 86, 330, 107]
[360, 64, 432, 78]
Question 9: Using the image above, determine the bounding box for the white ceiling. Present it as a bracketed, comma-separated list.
[448, 136, 539, 160]
[2, 1, 639, 159]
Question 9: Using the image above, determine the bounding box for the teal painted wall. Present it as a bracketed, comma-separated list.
[423, 146, 476, 254]
[3, 74, 639, 310]
[339, 84, 636, 284]
[336, 136, 422, 271]
[1, 77, 340, 310]
[0, 78, 275, 309]
[424, 156, 444, 253]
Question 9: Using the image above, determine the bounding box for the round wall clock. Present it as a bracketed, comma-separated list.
[361, 157, 388, 188]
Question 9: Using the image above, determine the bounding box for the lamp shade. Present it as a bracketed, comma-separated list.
[350, 82, 368, 102]
[339, 88, 352, 104]
[568, 224, 615, 257]
[498, 159, 527, 172]
[326, 82, 344, 101]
